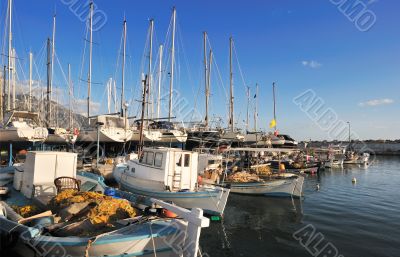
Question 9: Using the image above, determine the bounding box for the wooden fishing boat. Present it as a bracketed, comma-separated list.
[0, 151, 209, 257]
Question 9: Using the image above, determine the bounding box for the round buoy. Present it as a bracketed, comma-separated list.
[279, 163, 286, 172]
[316, 184, 320, 191]
[352, 177, 357, 183]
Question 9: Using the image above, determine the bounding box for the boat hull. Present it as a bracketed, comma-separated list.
[77, 128, 133, 143]
[223, 176, 304, 198]
[0, 127, 48, 143]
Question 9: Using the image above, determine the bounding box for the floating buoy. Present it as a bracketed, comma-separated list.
[352, 177, 357, 183]
[316, 184, 320, 191]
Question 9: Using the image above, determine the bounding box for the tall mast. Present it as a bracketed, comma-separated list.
[121, 18, 126, 116]
[11, 48, 15, 110]
[50, 14, 56, 121]
[107, 78, 111, 114]
[273, 82, 277, 131]
[7, 0, 12, 111]
[87, 2, 93, 119]
[68, 63, 73, 128]
[138, 75, 148, 156]
[207, 50, 212, 129]
[157, 44, 163, 119]
[229, 36, 234, 132]
[1, 66, 4, 122]
[46, 38, 51, 126]
[246, 86, 250, 132]
[147, 19, 154, 120]
[168, 7, 176, 122]
[254, 83, 259, 131]
[29, 52, 33, 112]
[203, 32, 208, 129]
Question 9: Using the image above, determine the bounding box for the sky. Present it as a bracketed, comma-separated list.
[1, 0, 399, 140]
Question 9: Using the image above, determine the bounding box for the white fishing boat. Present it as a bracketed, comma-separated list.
[0, 111, 48, 143]
[221, 148, 304, 198]
[0, 150, 209, 257]
[113, 147, 230, 216]
[77, 115, 133, 143]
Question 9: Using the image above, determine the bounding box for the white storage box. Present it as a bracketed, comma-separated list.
[21, 151, 78, 199]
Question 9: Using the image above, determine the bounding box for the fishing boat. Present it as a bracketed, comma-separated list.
[77, 115, 133, 143]
[220, 148, 304, 198]
[113, 147, 230, 216]
[343, 151, 370, 165]
[0, 150, 209, 257]
[0, 111, 48, 143]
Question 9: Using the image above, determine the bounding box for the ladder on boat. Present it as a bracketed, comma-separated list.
[172, 169, 182, 191]
[172, 153, 182, 191]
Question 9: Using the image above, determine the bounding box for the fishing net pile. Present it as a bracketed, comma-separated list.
[227, 171, 260, 183]
[49, 189, 136, 225]
[253, 165, 272, 175]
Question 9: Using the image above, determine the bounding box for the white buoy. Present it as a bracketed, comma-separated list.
[352, 177, 357, 183]
[316, 184, 320, 191]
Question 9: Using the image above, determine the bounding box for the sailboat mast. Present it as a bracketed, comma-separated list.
[11, 48, 15, 110]
[138, 74, 148, 156]
[1, 66, 4, 122]
[147, 19, 154, 120]
[50, 14, 56, 122]
[168, 7, 176, 122]
[29, 52, 32, 112]
[68, 63, 72, 128]
[121, 18, 126, 116]
[246, 86, 250, 132]
[157, 44, 163, 119]
[7, 0, 12, 111]
[46, 38, 51, 126]
[207, 50, 212, 129]
[229, 36, 234, 132]
[255, 83, 259, 131]
[203, 32, 208, 129]
[87, 2, 93, 119]
[273, 82, 277, 131]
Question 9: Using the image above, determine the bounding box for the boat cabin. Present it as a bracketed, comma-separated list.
[129, 148, 199, 191]
[88, 114, 128, 129]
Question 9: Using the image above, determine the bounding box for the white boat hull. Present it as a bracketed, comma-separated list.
[224, 175, 304, 198]
[114, 165, 229, 216]
[130, 130, 162, 142]
[0, 127, 48, 143]
[159, 130, 188, 143]
[77, 128, 133, 143]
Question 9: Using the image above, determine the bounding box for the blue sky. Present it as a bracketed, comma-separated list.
[1, 0, 399, 140]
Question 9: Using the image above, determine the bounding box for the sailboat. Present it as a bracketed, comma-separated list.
[151, 8, 187, 144]
[77, 4, 132, 143]
[0, 0, 48, 144]
[220, 37, 245, 143]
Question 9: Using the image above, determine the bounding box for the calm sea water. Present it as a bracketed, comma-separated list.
[200, 156, 400, 257]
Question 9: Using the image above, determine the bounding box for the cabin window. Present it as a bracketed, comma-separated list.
[175, 153, 182, 167]
[154, 153, 163, 167]
[208, 160, 216, 165]
[140, 152, 148, 164]
[184, 154, 190, 167]
[146, 152, 154, 166]
[131, 167, 135, 173]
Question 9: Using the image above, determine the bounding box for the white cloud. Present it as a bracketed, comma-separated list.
[359, 98, 394, 107]
[302, 60, 322, 69]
